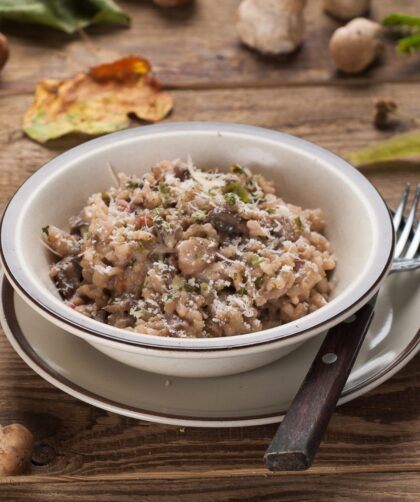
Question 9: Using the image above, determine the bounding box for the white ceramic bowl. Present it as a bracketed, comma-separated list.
[0, 123, 394, 377]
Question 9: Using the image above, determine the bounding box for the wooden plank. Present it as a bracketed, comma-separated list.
[0, 0, 419, 90]
[1, 82, 419, 213]
[1, 473, 420, 500]
[0, 302, 419, 478]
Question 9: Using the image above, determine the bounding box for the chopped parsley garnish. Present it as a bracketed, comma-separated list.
[101, 192, 111, 206]
[250, 254, 261, 266]
[266, 208, 276, 214]
[183, 283, 195, 293]
[230, 164, 250, 176]
[254, 276, 264, 289]
[158, 182, 170, 207]
[200, 282, 209, 293]
[150, 208, 161, 217]
[224, 192, 238, 205]
[224, 181, 250, 203]
[172, 275, 185, 290]
[295, 216, 303, 233]
[238, 287, 246, 296]
[192, 210, 206, 222]
[129, 307, 144, 320]
[127, 180, 141, 189]
[41, 225, 49, 236]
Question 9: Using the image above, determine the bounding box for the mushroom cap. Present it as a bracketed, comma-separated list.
[237, 0, 307, 55]
[323, 0, 370, 20]
[329, 17, 383, 73]
[0, 424, 34, 477]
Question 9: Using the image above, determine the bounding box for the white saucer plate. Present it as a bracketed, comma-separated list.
[0, 272, 418, 428]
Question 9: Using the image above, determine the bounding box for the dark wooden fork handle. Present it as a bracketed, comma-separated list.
[264, 300, 375, 471]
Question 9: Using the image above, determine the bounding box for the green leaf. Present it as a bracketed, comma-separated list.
[0, 0, 130, 34]
[383, 13, 420, 29]
[346, 131, 420, 166]
[397, 33, 420, 54]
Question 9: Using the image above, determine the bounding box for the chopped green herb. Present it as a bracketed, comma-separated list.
[158, 182, 170, 207]
[101, 192, 111, 206]
[200, 282, 209, 293]
[250, 254, 261, 266]
[192, 210, 206, 222]
[172, 275, 185, 290]
[163, 292, 174, 302]
[150, 208, 161, 217]
[127, 180, 141, 189]
[254, 276, 264, 289]
[294, 216, 303, 233]
[129, 307, 144, 320]
[238, 287, 246, 296]
[230, 164, 250, 177]
[154, 216, 165, 226]
[266, 208, 276, 214]
[232, 272, 239, 281]
[224, 192, 238, 205]
[224, 181, 250, 203]
[183, 283, 195, 293]
[83, 230, 92, 239]
[41, 225, 49, 236]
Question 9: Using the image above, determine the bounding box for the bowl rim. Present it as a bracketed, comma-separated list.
[0, 122, 395, 352]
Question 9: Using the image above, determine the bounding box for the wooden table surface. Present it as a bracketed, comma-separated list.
[0, 1, 419, 500]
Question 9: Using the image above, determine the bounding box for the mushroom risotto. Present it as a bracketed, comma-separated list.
[42, 160, 336, 338]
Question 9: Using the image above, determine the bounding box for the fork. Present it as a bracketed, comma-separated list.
[391, 183, 420, 272]
[264, 184, 420, 471]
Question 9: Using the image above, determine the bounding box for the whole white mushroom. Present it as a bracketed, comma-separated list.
[236, 0, 307, 55]
[329, 17, 383, 73]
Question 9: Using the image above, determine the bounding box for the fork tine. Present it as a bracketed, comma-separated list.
[405, 221, 420, 259]
[393, 183, 410, 233]
[395, 184, 420, 258]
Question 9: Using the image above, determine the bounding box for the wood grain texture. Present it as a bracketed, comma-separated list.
[2, 473, 420, 501]
[1, 83, 420, 213]
[0, 0, 419, 499]
[0, 0, 419, 90]
[0, 331, 419, 480]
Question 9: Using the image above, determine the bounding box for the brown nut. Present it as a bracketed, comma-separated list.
[0, 424, 34, 477]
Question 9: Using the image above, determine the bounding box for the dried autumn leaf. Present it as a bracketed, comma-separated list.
[23, 56, 173, 143]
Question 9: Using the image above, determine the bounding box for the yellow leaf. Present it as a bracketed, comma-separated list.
[23, 56, 173, 143]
